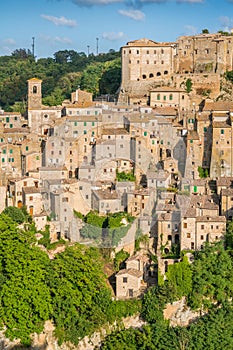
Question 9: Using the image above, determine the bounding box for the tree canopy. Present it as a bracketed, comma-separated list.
[0, 49, 121, 110]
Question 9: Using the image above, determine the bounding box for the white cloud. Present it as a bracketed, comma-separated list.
[184, 24, 197, 35]
[118, 9, 145, 20]
[102, 31, 125, 41]
[177, 0, 204, 3]
[41, 14, 77, 27]
[41, 35, 73, 45]
[71, 0, 204, 6]
[219, 16, 233, 32]
[72, 0, 123, 5]
[4, 38, 16, 45]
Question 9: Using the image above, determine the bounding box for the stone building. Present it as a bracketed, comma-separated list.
[180, 194, 226, 251]
[115, 268, 143, 299]
[119, 32, 233, 105]
[27, 78, 62, 135]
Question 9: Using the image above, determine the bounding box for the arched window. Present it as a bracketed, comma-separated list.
[157, 72, 161, 76]
[164, 70, 168, 75]
[149, 73, 154, 78]
[33, 86, 37, 94]
[142, 74, 147, 79]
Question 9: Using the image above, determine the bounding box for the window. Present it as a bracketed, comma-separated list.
[191, 242, 195, 249]
[123, 277, 127, 283]
[204, 127, 207, 132]
[9, 149, 13, 154]
[221, 129, 224, 134]
[29, 196, 33, 201]
[74, 121, 78, 126]
[201, 225, 204, 229]
[136, 50, 139, 54]
[10, 124, 13, 128]
[147, 50, 149, 54]
[187, 233, 191, 238]
[144, 131, 147, 136]
[163, 95, 166, 101]
[169, 94, 173, 100]
[62, 197, 68, 202]
[157, 94, 160, 100]
[6, 117, 9, 123]
[84, 121, 87, 126]
[84, 130, 87, 134]
[201, 235, 204, 240]
[33, 86, 37, 93]
[183, 222, 187, 228]
[26, 146, 29, 151]
[3, 149, 6, 154]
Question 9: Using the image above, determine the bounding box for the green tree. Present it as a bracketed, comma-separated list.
[2, 206, 26, 224]
[0, 214, 52, 345]
[166, 256, 192, 299]
[185, 78, 193, 93]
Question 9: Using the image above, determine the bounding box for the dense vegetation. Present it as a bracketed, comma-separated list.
[0, 209, 140, 346]
[0, 48, 121, 111]
[74, 210, 134, 247]
[101, 235, 233, 349]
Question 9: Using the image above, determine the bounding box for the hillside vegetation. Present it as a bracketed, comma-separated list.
[0, 48, 121, 111]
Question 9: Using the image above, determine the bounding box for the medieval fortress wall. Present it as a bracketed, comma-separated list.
[119, 33, 233, 103]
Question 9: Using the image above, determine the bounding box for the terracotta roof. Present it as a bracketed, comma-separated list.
[150, 86, 184, 92]
[217, 177, 233, 187]
[92, 189, 119, 200]
[187, 130, 199, 140]
[116, 268, 143, 278]
[102, 128, 129, 135]
[203, 101, 233, 112]
[23, 186, 41, 194]
[196, 216, 226, 222]
[212, 121, 231, 128]
[221, 188, 233, 196]
[153, 107, 178, 116]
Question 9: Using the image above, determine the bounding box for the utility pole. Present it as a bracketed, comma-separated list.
[96, 37, 99, 55]
[32, 37, 35, 58]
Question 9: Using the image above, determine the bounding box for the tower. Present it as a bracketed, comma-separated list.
[27, 78, 42, 110]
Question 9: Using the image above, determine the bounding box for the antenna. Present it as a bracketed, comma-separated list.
[32, 37, 35, 58]
[96, 37, 99, 55]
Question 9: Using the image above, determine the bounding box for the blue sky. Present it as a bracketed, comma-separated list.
[1, 0, 233, 58]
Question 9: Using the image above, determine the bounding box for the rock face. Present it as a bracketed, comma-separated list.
[163, 297, 201, 327]
[0, 316, 146, 350]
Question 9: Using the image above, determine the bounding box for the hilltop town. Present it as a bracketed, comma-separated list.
[1, 31, 233, 300]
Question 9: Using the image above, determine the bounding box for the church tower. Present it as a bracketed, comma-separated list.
[27, 78, 42, 110]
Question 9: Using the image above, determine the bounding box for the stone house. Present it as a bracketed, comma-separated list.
[115, 268, 143, 299]
[180, 194, 225, 251]
[220, 188, 233, 220]
[127, 189, 152, 217]
[150, 87, 189, 111]
[147, 169, 171, 189]
[92, 189, 121, 214]
[157, 211, 181, 254]
[126, 253, 150, 279]
[7, 176, 40, 208]
[22, 186, 43, 216]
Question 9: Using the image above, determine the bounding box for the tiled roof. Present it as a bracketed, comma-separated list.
[116, 268, 143, 278]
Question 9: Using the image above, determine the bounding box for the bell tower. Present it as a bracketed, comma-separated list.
[27, 78, 42, 109]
